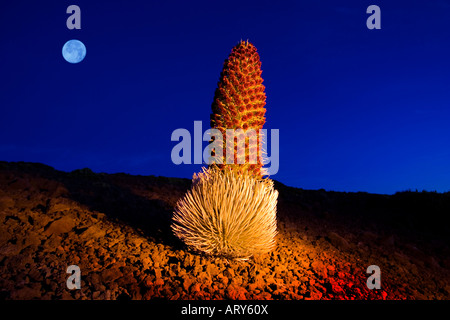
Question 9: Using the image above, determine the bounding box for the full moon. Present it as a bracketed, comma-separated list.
[62, 39, 86, 64]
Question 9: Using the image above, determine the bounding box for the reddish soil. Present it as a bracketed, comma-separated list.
[0, 161, 449, 300]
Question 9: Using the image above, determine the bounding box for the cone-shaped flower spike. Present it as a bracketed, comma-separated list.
[210, 40, 267, 178]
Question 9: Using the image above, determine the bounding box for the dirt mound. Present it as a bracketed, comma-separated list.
[0, 161, 449, 300]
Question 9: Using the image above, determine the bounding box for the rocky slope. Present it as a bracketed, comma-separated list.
[0, 161, 449, 300]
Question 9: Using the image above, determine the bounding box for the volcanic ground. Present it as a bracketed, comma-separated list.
[0, 161, 449, 300]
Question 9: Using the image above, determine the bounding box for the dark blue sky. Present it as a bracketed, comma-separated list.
[1, 0, 449, 194]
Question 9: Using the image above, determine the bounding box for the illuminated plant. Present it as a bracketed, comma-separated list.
[172, 40, 278, 260]
[172, 166, 277, 259]
[210, 40, 267, 178]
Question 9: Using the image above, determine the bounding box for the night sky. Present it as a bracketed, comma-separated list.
[1, 0, 449, 194]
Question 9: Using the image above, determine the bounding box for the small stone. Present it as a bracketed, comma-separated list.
[28, 268, 42, 281]
[80, 225, 106, 239]
[0, 195, 15, 210]
[218, 275, 229, 286]
[191, 283, 201, 293]
[327, 232, 350, 250]
[224, 268, 235, 278]
[248, 283, 258, 291]
[0, 243, 20, 257]
[48, 198, 75, 214]
[61, 291, 74, 300]
[327, 265, 336, 276]
[226, 285, 247, 300]
[142, 257, 152, 269]
[101, 267, 122, 282]
[44, 216, 76, 236]
[258, 292, 272, 300]
[311, 261, 328, 279]
[10, 284, 42, 300]
[154, 268, 162, 279]
[206, 263, 220, 277]
[330, 282, 344, 294]
[183, 277, 193, 292]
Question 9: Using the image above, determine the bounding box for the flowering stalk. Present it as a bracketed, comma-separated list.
[210, 40, 267, 178]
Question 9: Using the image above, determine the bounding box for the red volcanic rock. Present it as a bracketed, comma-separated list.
[327, 232, 350, 250]
[182, 276, 193, 292]
[327, 265, 336, 276]
[155, 278, 164, 286]
[0, 194, 15, 210]
[43, 216, 76, 236]
[311, 261, 328, 279]
[0, 162, 449, 300]
[217, 274, 229, 286]
[206, 263, 220, 277]
[190, 282, 201, 293]
[309, 287, 323, 300]
[226, 285, 248, 300]
[329, 280, 344, 295]
[80, 225, 106, 239]
[101, 266, 122, 283]
[10, 284, 42, 300]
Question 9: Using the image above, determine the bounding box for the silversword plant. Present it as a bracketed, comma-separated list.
[172, 41, 278, 260]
